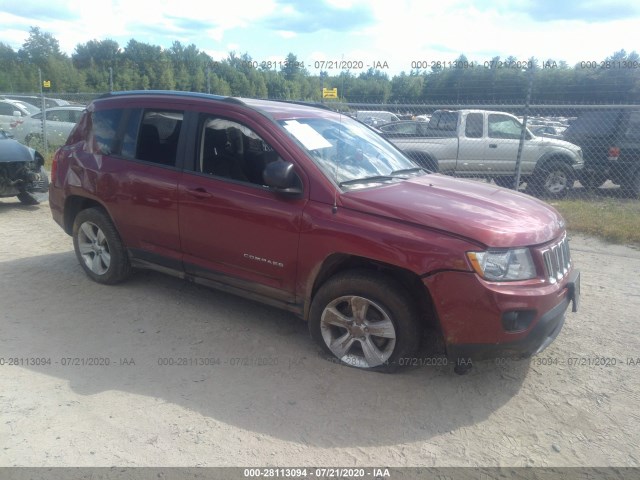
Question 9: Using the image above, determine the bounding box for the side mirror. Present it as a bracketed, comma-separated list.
[13, 111, 21, 117]
[263, 161, 302, 196]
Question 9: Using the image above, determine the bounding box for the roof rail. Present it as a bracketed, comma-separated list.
[97, 90, 229, 101]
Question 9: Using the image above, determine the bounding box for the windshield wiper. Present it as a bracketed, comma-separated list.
[339, 175, 400, 187]
[390, 167, 427, 176]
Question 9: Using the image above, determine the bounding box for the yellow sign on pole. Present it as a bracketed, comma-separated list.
[322, 87, 338, 99]
[43, 80, 51, 88]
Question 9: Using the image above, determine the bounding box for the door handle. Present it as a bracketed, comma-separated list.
[489, 144, 498, 148]
[186, 187, 212, 199]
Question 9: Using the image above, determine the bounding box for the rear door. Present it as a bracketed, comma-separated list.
[88, 107, 184, 268]
[177, 109, 306, 303]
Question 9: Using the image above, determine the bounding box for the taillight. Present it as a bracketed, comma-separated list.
[608, 146, 620, 160]
[51, 152, 59, 184]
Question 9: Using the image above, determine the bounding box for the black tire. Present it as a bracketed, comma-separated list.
[17, 191, 39, 205]
[529, 161, 574, 198]
[309, 270, 421, 372]
[579, 172, 607, 190]
[72, 207, 131, 285]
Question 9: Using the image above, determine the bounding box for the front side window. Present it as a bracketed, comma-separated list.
[198, 116, 278, 185]
[488, 114, 523, 139]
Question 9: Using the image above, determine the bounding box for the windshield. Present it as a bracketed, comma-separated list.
[278, 115, 423, 189]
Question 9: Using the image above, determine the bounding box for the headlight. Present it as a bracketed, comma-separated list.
[467, 248, 536, 281]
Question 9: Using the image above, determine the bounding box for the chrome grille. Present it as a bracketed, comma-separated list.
[541, 236, 571, 284]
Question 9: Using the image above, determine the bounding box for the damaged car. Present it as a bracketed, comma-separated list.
[0, 129, 49, 204]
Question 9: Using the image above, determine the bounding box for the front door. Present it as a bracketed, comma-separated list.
[178, 113, 306, 303]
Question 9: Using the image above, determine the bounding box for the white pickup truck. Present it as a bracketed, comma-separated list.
[382, 109, 584, 197]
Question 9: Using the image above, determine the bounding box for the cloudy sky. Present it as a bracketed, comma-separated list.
[1, 0, 639, 75]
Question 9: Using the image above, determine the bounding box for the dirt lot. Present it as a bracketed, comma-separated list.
[1, 196, 639, 468]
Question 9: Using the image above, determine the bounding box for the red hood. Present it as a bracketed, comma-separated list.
[339, 174, 565, 248]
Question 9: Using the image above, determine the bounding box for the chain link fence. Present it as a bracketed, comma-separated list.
[0, 92, 100, 158]
[327, 101, 640, 201]
[2, 91, 639, 201]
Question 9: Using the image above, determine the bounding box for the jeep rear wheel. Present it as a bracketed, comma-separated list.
[72, 208, 131, 284]
[309, 270, 421, 372]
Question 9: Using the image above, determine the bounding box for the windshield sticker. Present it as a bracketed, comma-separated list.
[284, 121, 332, 150]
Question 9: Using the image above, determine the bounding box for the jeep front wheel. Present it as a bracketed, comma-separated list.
[309, 270, 421, 372]
[72, 208, 131, 284]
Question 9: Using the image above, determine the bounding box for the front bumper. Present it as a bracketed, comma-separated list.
[424, 268, 580, 362]
[0, 164, 49, 196]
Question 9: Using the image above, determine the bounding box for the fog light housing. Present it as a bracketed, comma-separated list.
[502, 310, 535, 333]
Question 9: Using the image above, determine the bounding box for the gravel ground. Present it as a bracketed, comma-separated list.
[1, 195, 639, 468]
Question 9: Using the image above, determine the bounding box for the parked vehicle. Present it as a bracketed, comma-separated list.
[0, 98, 40, 133]
[563, 109, 640, 195]
[530, 125, 565, 139]
[0, 130, 49, 204]
[50, 91, 579, 373]
[4, 95, 70, 109]
[356, 110, 400, 126]
[383, 109, 584, 197]
[378, 120, 432, 136]
[12, 106, 85, 148]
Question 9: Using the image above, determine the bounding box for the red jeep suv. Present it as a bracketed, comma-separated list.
[50, 91, 580, 373]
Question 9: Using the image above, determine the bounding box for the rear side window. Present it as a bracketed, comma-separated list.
[465, 113, 483, 138]
[120, 109, 183, 166]
[0, 102, 18, 115]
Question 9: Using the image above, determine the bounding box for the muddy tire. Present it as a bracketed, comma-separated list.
[309, 270, 421, 372]
[72, 208, 131, 285]
[17, 191, 39, 205]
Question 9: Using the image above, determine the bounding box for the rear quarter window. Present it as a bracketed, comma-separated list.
[465, 113, 483, 138]
[91, 109, 123, 155]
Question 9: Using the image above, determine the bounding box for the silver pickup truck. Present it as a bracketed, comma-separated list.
[382, 109, 584, 197]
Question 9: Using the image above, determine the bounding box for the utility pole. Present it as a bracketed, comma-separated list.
[514, 66, 535, 190]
